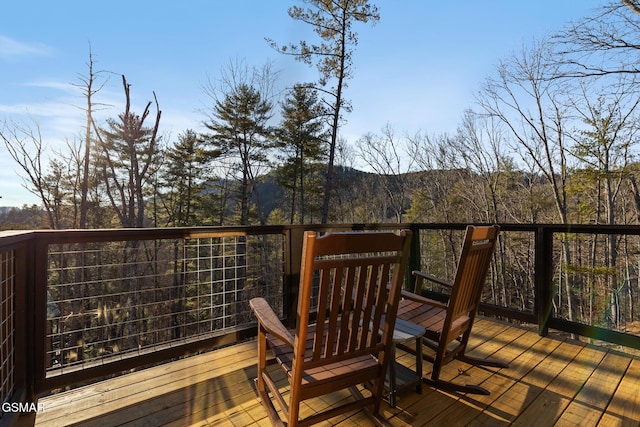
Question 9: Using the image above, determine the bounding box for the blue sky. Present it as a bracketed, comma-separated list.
[1, 0, 603, 207]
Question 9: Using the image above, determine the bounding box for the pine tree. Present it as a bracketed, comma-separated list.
[159, 129, 212, 226]
[275, 84, 327, 223]
[269, 0, 380, 223]
[203, 83, 273, 225]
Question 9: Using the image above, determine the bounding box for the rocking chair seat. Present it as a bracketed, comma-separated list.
[398, 297, 472, 344]
[268, 322, 381, 392]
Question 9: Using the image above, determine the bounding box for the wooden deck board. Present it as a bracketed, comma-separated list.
[520, 344, 605, 427]
[416, 324, 534, 426]
[33, 341, 258, 426]
[598, 357, 640, 426]
[19, 318, 640, 427]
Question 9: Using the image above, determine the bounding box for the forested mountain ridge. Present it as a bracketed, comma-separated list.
[4, 159, 638, 231]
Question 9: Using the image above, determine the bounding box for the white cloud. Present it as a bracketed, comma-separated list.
[0, 101, 73, 117]
[25, 80, 77, 93]
[0, 35, 53, 61]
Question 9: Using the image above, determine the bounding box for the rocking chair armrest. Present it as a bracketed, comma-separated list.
[412, 270, 453, 292]
[250, 297, 295, 348]
[400, 289, 448, 310]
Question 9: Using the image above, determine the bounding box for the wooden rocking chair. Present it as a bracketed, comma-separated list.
[397, 225, 507, 395]
[250, 229, 412, 426]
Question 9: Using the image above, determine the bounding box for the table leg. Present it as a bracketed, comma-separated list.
[415, 337, 423, 394]
[389, 342, 397, 407]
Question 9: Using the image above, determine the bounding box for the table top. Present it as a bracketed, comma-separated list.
[391, 318, 426, 342]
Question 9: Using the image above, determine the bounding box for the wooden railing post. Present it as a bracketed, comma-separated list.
[0, 233, 38, 426]
[535, 226, 554, 336]
[285, 227, 305, 329]
[31, 237, 49, 395]
[408, 225, 421, 289]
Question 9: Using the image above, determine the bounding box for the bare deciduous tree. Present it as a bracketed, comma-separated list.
[356, 124, 414, 223]
[73, 47, 109, 228]
[478, 39, 576, 322]
[555, 1, 640, 78]
[1, 119, 58, 228]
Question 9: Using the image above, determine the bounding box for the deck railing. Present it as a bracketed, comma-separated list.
[3, 222, 640, 425]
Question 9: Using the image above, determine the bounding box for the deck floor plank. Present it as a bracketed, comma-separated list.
[21, 319, 640, 427]
[466, 333, 565, 427]
[510, 340, 593, 427]
[558, 349, 630, 427]
[34, 341, 258, 426]
[598, 357, 640, 426]
[419, 325, 539, 427]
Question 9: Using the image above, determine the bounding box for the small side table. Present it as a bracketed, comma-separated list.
[386, 318, 426, 407]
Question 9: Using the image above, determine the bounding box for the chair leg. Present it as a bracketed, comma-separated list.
[254, 377, 285, 427]
[255, 327, 287, 426]
[415, 336, 423, 394]
[359, 384, 393, 427]
[363, 406, 393, 427]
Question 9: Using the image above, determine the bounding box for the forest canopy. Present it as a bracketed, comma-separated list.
[2, 1, 640, 230]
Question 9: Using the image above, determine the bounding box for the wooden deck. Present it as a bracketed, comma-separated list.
[22, 318, 640, 427]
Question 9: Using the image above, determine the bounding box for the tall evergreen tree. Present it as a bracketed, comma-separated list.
[159, 129, 212, 227]
[269, 0, 380, 223]
[203, 83, 273, 225]
[275, 84, 327, 223]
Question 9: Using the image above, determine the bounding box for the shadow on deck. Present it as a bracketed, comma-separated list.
[19, 318, 640, 427]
